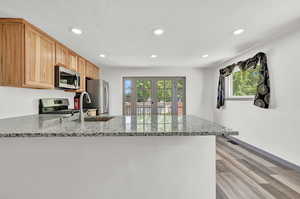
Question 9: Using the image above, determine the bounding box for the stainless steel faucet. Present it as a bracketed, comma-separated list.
[79, 91, 91, 122]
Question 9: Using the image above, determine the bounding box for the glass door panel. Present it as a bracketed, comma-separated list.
[157, 80, 165, 115]
[136, 80, 152, 115]
[123, 77, 186, 116]
[124, 79, 133, 115]
[176, 79, 185, 115]
[156, 80, 173, 115]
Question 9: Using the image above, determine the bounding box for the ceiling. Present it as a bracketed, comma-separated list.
[1, 0, 300, 68]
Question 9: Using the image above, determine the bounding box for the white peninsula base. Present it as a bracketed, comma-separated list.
[0, 136, 216, 199]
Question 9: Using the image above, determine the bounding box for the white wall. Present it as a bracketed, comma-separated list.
[0, 87, 75, 119]
[210, 30, 300, 165]
[101, 67, 214, 120]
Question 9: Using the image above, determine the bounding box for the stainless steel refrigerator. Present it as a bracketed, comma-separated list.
[85, 80, 109, 114]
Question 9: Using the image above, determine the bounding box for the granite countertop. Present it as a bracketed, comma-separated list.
[0, 114, 238, 138]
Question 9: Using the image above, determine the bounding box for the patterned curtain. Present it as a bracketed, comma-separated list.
[216, 52, 270, 109]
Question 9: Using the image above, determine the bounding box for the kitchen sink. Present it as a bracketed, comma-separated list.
[84, 116, 114, 122]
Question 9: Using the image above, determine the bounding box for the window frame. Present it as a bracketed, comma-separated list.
[225, 67, 255, 101]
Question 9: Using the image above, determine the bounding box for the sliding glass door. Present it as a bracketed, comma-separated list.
[123, 77, 186, 115]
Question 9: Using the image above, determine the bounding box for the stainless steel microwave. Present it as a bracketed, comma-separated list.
[55, 66, 80, 89]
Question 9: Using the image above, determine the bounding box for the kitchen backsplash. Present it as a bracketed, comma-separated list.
[0, 86, 75, 119]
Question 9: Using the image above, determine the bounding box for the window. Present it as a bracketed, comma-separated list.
[227, 65, 260, 99]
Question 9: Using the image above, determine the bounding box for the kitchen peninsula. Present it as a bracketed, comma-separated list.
[0, 115, 237, 199]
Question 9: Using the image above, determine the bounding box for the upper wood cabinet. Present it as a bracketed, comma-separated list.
[77, 57, 86, 92]
[55, 43, 69, 67]
[94, 65, 100, 79]
[24, 25, 55, 88]
[86, 61, 99, 80]
[0, 19, 55, 88]
[85, 61, 93, 79]
[68, 51, 78, 71]
[0, 18, 100, 90]
[0, 22, 24, 87]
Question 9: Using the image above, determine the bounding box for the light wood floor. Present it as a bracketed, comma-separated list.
[216, 136, 300, 199]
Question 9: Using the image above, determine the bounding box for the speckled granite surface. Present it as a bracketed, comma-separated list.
[0, 115, 238, 137]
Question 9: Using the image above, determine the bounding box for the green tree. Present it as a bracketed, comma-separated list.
[233, 65, 260, 96]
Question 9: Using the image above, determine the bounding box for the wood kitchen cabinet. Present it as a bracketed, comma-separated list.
[0, 18, 100, 89]
[77, 57, 86, 92]
[0, 22, 24, 87]
[0, 19, 55, 88]
[85, 61, 94, 79]
[24, 25, 55, 88]
[68, 51, 78, 71]
[55, 43, 69, 67]
[86, 61, 100, 80]
[94, 64, 100, 79]
[55, 45, 79, 72]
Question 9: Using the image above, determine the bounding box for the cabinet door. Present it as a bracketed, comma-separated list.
[0, 23, 24, 87]
[55, 43, 69, 67]
[91, 64, 96, 79]
[39, 34, 55, 87]
[24, 25, 55, 88]
[94, 65, 100, 80]
[69, 51, 78, 71]
[85, 62, 99, 80]
[24, 25, 40, 86]
[85, 61, 93, 79]
[77, 57, 86, 91]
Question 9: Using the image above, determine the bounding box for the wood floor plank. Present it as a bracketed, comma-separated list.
[225, 139, 295, 170]
[217, 151, 300, 199]
[216, 153, 223, 161]
[269, 166, 294, 173]
[217, 175, 241, 199]
[239, 158, 277, 176]
[225, 139, 290, 171]
[217, 148, 269, 184]
[216, 184, 229, 199]
[262, 174, 300, 199]
[216, 141, 245, 160]
[217, 173, 253, 199]
[271, 171, 300, 194]
[217, 140, 275, 172]
[218, 172, 271, 199]
[216, 137, 300, 199]
[216, 159, 230, 173]
[217, 137, 278, 168]
[217, 138, 290, 176]
[217, 151, 276, 199]
[239, 162, 300, 199]
[260, 184, 293, 199]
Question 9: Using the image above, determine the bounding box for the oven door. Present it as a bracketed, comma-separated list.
[55, 66, 80, 89]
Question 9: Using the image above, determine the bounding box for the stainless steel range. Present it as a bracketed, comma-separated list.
[39, 98, 79, 116]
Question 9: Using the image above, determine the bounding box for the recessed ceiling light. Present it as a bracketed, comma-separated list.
[71, 28, 83, 35]
[153, 28, 164, 36]
[150, 54, 158, 58]
[99, 54, 106, 58]
[202, 54, 209, 58]
[233, 29, 245, 35]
